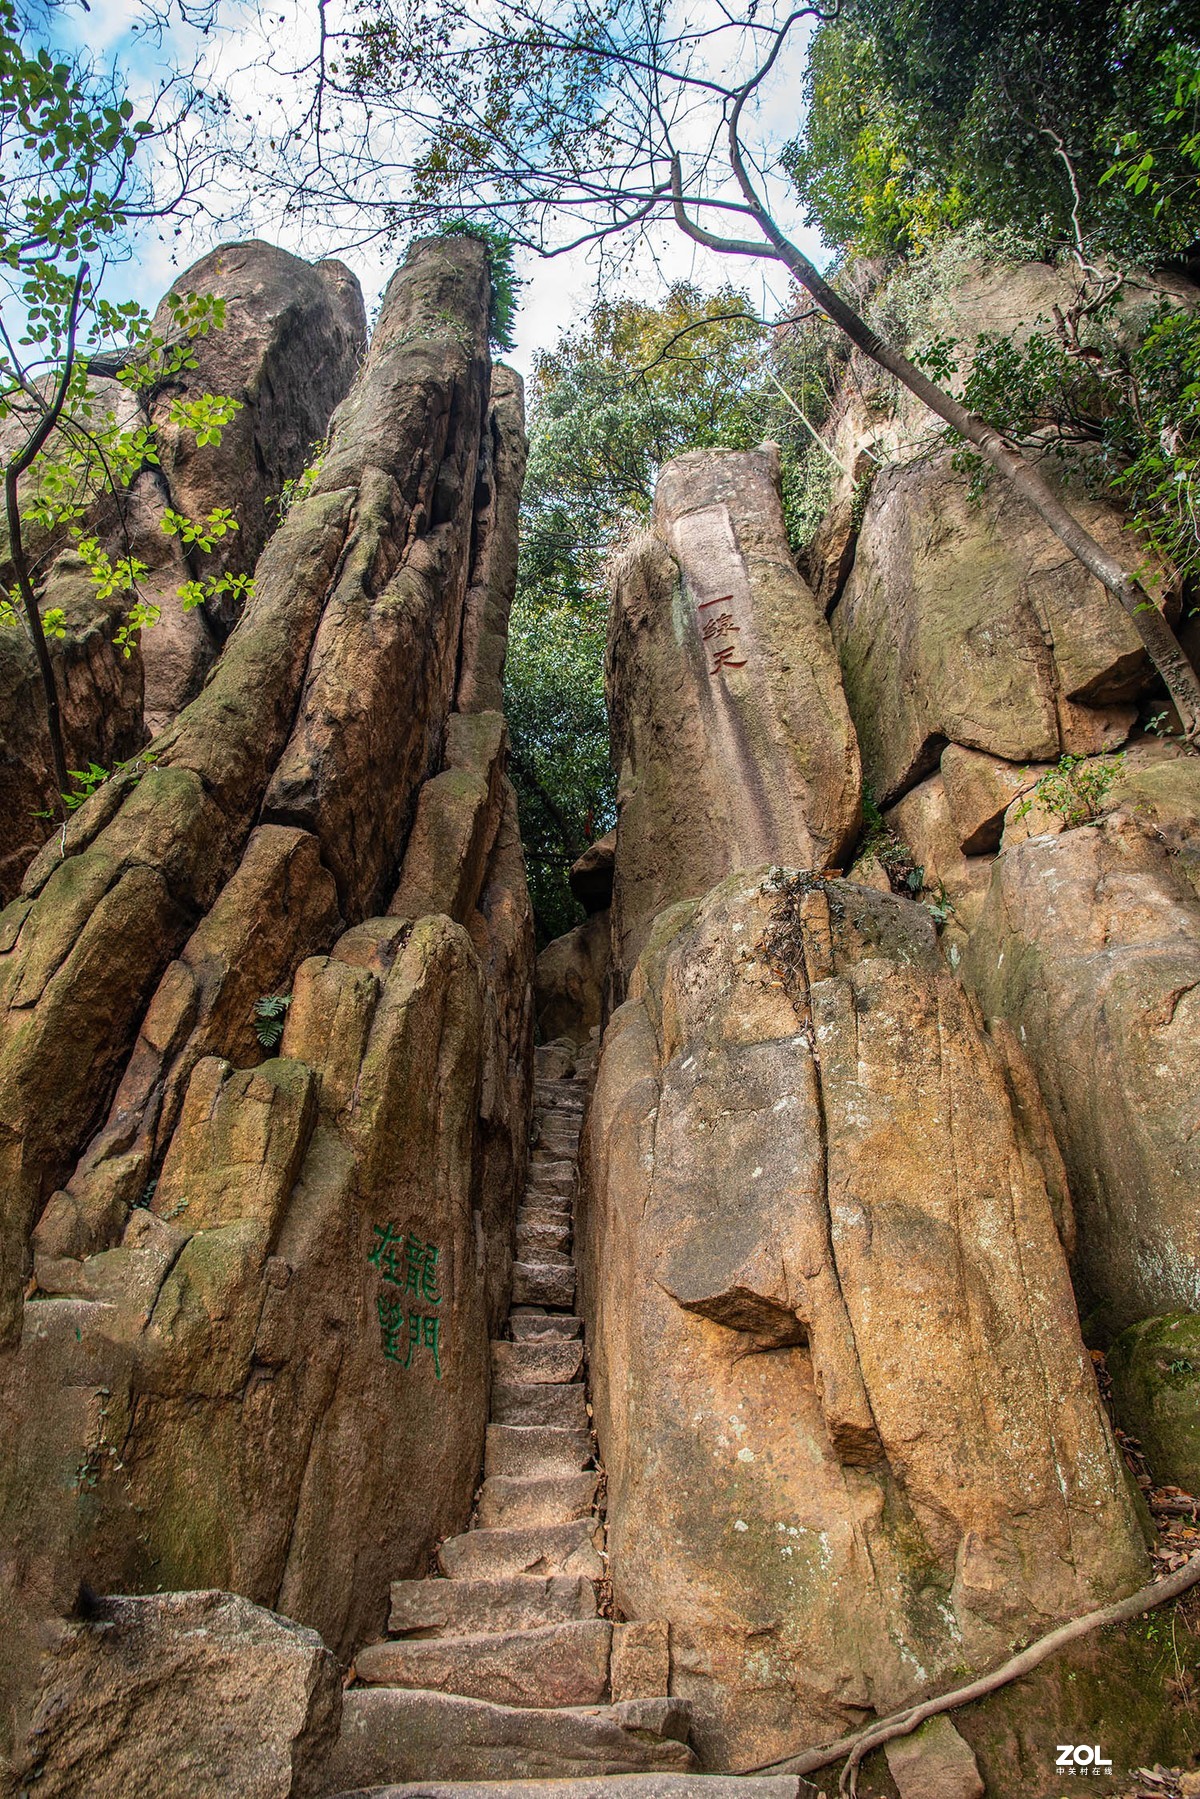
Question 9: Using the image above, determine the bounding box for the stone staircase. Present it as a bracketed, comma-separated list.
[328, 1046, 791, 1797]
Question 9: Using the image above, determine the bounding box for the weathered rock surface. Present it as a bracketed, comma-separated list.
[0, 574, 145, 910]
[606, 447, 861, 984]
[535, 911, 610, 1046]
[12, 1590, 341, 1799]
[0, 234, 493, 1348]
[883, 771, 992, 939]
[457, 366, 528, 715]
[391, 713, 511, 927]
[939, 744, 1043, 856]
[0, 236, 535, 1789]
[140, 241, 367, 730]
[1108, 1313, 1200, 1496]
[962, 749, 1200, 1332]
[832, 449, 1157, 806]
[805, 259, 1196, 619]
[1, 914, 506, 1729]
[578, 870, 1147, 1769]
[884, 1715, 984, 1799]
[610, 1622, 671, 1704]
[0, 244, 366, 908]
[32, 823, 342, 1279]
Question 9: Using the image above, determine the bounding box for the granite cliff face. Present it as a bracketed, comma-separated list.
[606, 445, 861, 986]
[0, 234, 534, 1791]
[0, 241, 366, 907]
[570, 260, 1200, 1795]
[2, 246, 1199, 1799]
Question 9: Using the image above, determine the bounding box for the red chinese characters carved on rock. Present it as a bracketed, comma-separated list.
[698, 594, 746, 676]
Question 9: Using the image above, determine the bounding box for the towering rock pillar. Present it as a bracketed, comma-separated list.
[0, 235, 534, 1783]
[606, 445, 861, 985]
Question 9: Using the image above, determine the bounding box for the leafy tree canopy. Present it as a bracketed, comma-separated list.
[506, 279, 847, 941]
[786, 0, 1200, 260]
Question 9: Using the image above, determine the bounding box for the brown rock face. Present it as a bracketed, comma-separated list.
[535, 910, 610, 1046]
[0, 235, 535, 1784]
[13, 1590, 340, 1799]
[0, 573, 144, 908]
[883, 771, 992, 938]
[831, 449, 1159, 806]
[606, 446, 861, 985]
[140, 241, 366, 731]
[962, 753, 1200, 1334]
[456, 365, 529, 715]
[577, 870, 1147, 1770]
[0, 245, 366, 908]
[0, 235, 492, 1348]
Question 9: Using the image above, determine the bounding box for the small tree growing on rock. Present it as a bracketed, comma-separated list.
[0, 1, 245, 809]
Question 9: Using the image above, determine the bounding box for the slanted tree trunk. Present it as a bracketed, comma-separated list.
[671, 135, 1200, 740]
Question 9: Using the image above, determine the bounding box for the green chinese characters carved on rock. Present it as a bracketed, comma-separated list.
[368, 1223, 444, 1377]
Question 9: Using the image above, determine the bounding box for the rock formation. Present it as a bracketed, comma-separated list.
[0, 234, 534, 1783]
[3, 238, 1200, 1799]
[607, 445, 861, 984]
[962, 746, 1200, 1333]
[0, 241, 366, 907]
[577, 870, 1147, 1770]
[832, 451, 1162, 806]
[15, 1592, 341, 1798]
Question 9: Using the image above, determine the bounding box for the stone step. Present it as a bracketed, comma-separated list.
[354, 1619, 612, 1709]
[486, 1426, 591, 1481]
[335, 1777, 816, 1798]
[517, 1202, 571, 1227]
[534, 1093, 586, 1114]
[325, 1691, 696, 1789]
[492, 1339, 583, 1385]
[526, 1166, 575, 1187]
[523, 1183, 575, 1207]
[523, 1191, 574, 1215]
[513, 1262, 576, 1308]
[509, 1315, 582, 1341]
[476, 1472, 599, 1532]
[539, 1106, 583, 1130]
[515, 1242, 572, 1268]
[537, 1131, 582, 1157]
[388, 1576, 597, 1638]
[439, 1520, 604, 1582]
[492, 1382, 588, 1429]
[528, 1155, 576, 1181]
[516, 1219, 572, 1257]
[534, 1094, 586, 1118]
[534, 1076, 586, 1101]
[519, 1202, 573, 1227]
